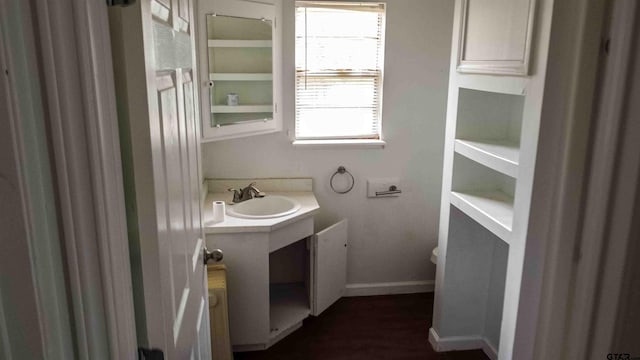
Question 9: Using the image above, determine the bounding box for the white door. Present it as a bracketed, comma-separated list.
[109, 0, 210, 358]
[311, 219, 348, 316]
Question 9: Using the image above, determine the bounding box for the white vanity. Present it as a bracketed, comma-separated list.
[203, 179, 347, 351]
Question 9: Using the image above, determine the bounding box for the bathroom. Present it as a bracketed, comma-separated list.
[4, 0, 638, 359]
[202, 0, 450, 300]
[111, 0, 541, 357]
[106, 0, 578, 359]
[198, 1, 452, 357]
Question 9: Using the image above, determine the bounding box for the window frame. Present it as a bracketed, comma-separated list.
[292, 1, 387, 145]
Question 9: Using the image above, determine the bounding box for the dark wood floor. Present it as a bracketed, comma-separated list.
[234, 293, 488, 360]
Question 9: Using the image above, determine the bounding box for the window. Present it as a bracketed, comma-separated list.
[295, 2, 386, 141]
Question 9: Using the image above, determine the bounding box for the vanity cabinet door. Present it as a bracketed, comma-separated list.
[206, 233, 270, 347]
[310, 219, 348, 316]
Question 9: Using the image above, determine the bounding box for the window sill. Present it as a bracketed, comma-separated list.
[292, 139, 386, 149]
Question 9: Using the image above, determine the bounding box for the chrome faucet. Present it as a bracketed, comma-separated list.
[228, 182, 265, 203]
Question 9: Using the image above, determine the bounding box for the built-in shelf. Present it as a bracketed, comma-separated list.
[450, 190, 513, 243]
[208, 39, 272, 48]
[454, 139, 519, 178]
[211, 105, 273, 113]
[456, 74, 529, 97]
[209, 73, 273, 81]
[269, 283, 309, 341]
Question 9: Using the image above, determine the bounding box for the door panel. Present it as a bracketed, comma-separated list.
[155, 66, 205, 359]
[183, 71, 204, 275]
[152, 0, 172, 23]
[183, 72, 201, 237]
[109, 0, 210, 357]
[157, 73, 188, 325]
[195, 295, 210, 359]
[175, 0, 190, 32]
[178, 71, 199, 262]
[312, 219, 348, 316]
[157, 0, 171, 9]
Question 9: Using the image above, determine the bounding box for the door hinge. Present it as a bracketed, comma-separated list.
[138, 347, 164, 360]
[107, 0, 136, 6]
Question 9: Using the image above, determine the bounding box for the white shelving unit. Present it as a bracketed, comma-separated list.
[450, 190, 513, 242]
[206, 25, 274, 126]
[431, 1, 553, 359]
[208, 39, 272, 48]
[211, 105, 273, 113]
[454, 139, 519, 178]
[197, 0, 282, 141]
[210, 73, 273, 81]
[435, 87, 522, 358]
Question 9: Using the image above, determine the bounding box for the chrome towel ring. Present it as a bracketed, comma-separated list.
[330, 166, 355, 194]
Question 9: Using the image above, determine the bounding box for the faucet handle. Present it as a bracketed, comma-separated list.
[246, 182, 266, 198]
[227, 188, 242, 202]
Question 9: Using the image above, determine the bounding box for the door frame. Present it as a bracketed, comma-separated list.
[17, 0, 639, 359]
[21, 0, 138, 358]
[0, 1, 75, 358]
[509, 0, 608, 357]
[526, 0, 640, 358]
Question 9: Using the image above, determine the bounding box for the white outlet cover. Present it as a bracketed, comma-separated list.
[367, 178, 401, 198]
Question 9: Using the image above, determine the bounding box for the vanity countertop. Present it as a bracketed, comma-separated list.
[203, 191, 319, 234]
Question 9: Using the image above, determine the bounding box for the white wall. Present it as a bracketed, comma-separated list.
[202, 0, 454, 287]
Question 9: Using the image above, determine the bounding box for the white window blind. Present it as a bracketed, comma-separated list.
[295, 2, 386, 140]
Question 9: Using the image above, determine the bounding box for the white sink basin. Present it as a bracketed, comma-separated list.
[226, 195, 302, 219]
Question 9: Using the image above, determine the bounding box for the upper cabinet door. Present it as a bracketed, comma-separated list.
[197, 0, 283, 142]
[457, 0, 536, 76]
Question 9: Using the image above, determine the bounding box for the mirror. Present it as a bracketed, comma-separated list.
[206, 14, 274, 128]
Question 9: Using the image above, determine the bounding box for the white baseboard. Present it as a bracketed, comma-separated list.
[481, 339, 498, 360]
[428, 327, 485, 352]
[344, 280, 434, 297]
[428, 327, 497, 360]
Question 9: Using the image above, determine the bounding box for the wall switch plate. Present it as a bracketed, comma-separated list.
[367, 178, 401, 198]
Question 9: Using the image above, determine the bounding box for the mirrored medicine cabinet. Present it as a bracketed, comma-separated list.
[197, 0, 282, 142]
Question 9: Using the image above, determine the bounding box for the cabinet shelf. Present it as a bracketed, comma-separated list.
[450, 190, 513, 243]
[208, 39, 272, 48]
[211, 105, 273, 113]
[454, 139, 519, 178]
[269, 283, 309, 341]
[456, 74, 529, 96]
[209, 73, 273, 81]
